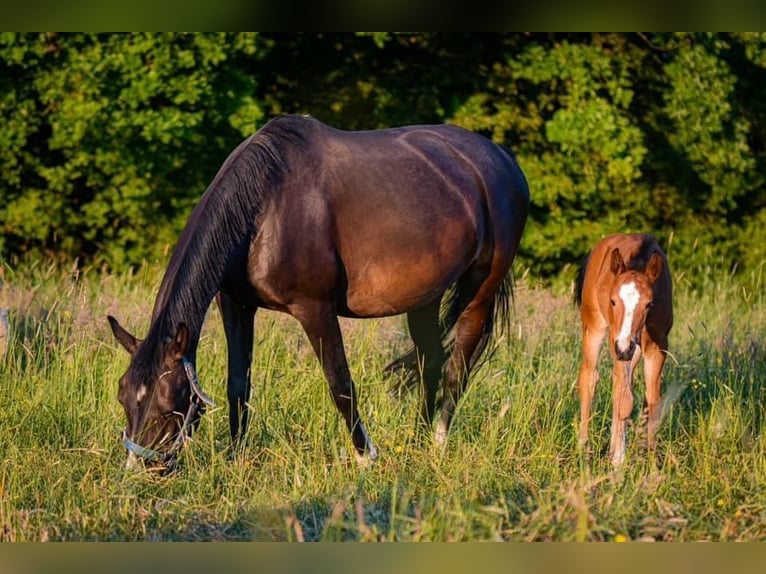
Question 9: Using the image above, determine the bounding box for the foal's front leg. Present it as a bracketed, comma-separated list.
[292, 300, 377, 463]
[609, 347, 641, 467]
[577, 322, 606, 451]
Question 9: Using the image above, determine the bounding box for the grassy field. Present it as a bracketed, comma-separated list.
[0, 257, 765, 541]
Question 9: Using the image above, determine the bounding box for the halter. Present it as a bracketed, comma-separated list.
[122, 357, 216, 464]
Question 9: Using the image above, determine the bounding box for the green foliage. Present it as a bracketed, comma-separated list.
[1, 33, 764, 283]
[480, 36, 649, 275]
[0, 32, 265, 268]
[452, 33, 766, 279]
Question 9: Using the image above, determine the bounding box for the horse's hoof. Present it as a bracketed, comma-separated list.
[354, 450, 377, 469]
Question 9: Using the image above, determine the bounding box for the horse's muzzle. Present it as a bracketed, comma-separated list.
[124, 450, 178, 475]
[123, 429, 179, 474]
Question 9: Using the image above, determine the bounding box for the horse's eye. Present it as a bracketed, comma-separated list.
[646, 301, 653, 309]
[610, 299, 616, 307]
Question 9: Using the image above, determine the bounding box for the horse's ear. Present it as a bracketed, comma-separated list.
[610, 248, 626, 275]
[108, 315, 138, 355]
[166, 322, 190, 361]
[646, 252, 663, 283]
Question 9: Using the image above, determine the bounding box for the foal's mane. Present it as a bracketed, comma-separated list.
[132, 116, 312, 378]
[574, 234, 659, 308]
[624, 234, 658, 272]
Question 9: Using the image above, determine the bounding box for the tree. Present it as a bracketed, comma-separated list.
[0, 32, 265, 268]
[1, 33, 764, 282]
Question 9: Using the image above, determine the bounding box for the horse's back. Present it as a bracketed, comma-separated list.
[318, 119, 530, 258]
[274, 116, 526, 199]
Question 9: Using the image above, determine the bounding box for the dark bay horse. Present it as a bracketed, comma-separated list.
[575, 233, 673, 466]
[107, 115, 530, 470]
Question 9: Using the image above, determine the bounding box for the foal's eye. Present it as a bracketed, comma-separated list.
[610, 299, 616, 307]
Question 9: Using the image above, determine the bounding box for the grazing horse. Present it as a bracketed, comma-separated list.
[107, 115, 530, 471]
[574, 233, 673, 466]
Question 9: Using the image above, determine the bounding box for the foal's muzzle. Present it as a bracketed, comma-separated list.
[614, 338, 638, 362]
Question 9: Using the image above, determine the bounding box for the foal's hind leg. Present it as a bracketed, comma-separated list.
[219, 292, 256, 446]
[406, 299, 445, 431]
[642, 334, 668, 452]
[291, 300, 377, 462]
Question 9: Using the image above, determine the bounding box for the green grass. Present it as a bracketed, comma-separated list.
[1, 258, 765, 541]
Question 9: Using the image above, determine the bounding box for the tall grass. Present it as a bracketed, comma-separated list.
[0, 257, 764, 541]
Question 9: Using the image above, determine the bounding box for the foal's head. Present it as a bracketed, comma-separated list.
[608, 248, 663, 361]
[107, 316, 210, 472]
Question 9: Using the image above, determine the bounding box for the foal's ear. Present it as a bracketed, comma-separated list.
[646, 252, 663, 283]
[610, 248, 626, 275]
[166, 322, 190, 361]
[107, 315, 139, 355]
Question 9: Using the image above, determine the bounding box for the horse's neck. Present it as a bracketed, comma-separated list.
[148, 255, 220, 359]
[145, 137, 267, 356]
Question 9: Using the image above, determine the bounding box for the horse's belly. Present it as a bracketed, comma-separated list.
[341, 258, 461, 317]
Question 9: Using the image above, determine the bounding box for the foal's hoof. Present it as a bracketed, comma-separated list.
[576, 439, 593, 463]
[434, 421, 449, 452]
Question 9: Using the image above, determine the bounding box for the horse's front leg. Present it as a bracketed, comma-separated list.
[219, 292, 256, 446]
[609, 346, 641, 467]
[291, 300, 377, 464]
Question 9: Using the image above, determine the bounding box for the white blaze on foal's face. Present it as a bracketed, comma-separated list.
[616, 281, 640, 353]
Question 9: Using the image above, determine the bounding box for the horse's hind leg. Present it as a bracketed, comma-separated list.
[292, 300, 377, 462]
[436, 268, 502, 449]
[406, 299, 445, 431]
[219, 291, 256, 446]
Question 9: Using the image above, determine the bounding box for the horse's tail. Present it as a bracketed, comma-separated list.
[574, 253, 589, 308]
[385, 272, 513, 395]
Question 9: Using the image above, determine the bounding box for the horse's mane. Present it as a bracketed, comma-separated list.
[132, 116, 313, 379]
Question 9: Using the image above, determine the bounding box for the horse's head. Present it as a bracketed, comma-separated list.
[608, 248, 663, 362]
[107, 316, 214, 473]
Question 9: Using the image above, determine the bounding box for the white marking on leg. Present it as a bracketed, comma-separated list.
[611, 440, 626, 468]
[610, 417, 627, 468]
[612, 409, 627, 466]
[354, 422, 377, 466]
[434, 420, 449, 450]
[616, 282, 639, 353]
[125, 451, 139, 470]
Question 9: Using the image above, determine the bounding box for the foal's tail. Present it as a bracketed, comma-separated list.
[385, 273, 514, 395]
[573, 253, 589, 308]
